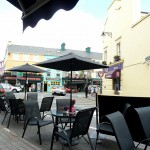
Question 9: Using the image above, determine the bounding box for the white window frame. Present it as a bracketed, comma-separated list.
[33, 54, 39, 62]
[23, 54, 29, 61]
[13, 53, 19, 60]
[116, 42, 121, 56]
[104, 50, 107, 61]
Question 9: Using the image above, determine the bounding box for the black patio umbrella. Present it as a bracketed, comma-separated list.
[7, 0, 79, 31]
[7, 63, 46, 99]
[35, 52, 108, 112]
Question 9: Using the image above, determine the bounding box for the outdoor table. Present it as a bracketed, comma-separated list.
[51, 110, 77, 133]
[51, 110, 79, 145]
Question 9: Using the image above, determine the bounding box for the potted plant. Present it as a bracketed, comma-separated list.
[102, 61, 107, 65]
[114, 55, 120, 61]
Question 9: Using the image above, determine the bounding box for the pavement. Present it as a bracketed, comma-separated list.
[0, 92, 147, 150]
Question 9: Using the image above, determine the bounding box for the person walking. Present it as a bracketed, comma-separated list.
[84, 82, 91, 98]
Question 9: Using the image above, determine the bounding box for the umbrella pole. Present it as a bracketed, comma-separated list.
[25, 72, 27, 100]
[70, 70, 72, 112]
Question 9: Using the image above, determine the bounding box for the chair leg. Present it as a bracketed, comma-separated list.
[67, 140, 72, 150]
[50, 127, 56, 150]
[22, 123, 28, 138]
[2, 111, 8, 125]
[38, 126, 42, 145]
[144, 144, 148, 150]
[95, 131, 99, 150]
[7, 113, 11, 128]
[87, 132, 94, 150]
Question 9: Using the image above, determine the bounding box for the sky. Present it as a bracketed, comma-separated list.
[0, 0, 149, 61]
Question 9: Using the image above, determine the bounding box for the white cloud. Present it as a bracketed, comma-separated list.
[0, 4, 104, 61]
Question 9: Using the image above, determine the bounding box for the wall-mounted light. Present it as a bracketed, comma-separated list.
[101, 32, 112, 38]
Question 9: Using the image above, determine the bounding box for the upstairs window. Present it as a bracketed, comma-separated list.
[23, 54, 29, 61]
[33, 54, 39, 62]
[56, 73, 60, 78]
[47, 71, 51, 76]
[13, 53, 19, 60]
[116, 42, 121, 56]
[104, 50, 107, 61]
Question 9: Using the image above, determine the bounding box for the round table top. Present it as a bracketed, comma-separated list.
[51, 110, 77, 118]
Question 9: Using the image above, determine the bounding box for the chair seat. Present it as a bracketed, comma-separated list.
[56, 128, 72, 140]
[97, 123, 114, 135]
[28, 119, 53, 126]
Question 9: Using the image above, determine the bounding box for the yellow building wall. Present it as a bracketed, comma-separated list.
[102, 0, 150, 96]
[5, 52, 44, 71]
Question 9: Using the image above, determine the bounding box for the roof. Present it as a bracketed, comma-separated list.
[6, 44, 103, 60]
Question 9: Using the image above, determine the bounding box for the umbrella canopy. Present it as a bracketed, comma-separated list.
[35, 52, 108, 112]
[7, 0, 79, 31]
[7, 63, 46, 99]
[35, 52, 108, 71]
[7, 63, 46, 73]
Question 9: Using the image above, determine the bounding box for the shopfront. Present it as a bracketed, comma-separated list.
[103, 62, 123, 94]
[2, 74, 43, 92]
[62, 78, 92, 92]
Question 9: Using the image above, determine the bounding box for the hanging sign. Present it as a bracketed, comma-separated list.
[98, 71, 104, 78]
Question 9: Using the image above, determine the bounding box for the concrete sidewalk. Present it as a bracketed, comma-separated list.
[0, 125, 41, 150]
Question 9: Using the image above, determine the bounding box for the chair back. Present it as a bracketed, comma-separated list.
[56, 99, 70, 112]
[24, 101, 41, 120]
[71, 107, 96, 138]
[0, 97, 9, 111]
[9, 99, 25, 116]
[105, 111, 136, 150]
[9, 99, 19, 115]
[5, 92, 16, 100]
[40, 97, 54, 112]
[134, 106, 150, 139]
[27, 92, 38, 101]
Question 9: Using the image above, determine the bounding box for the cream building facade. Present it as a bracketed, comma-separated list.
[102, 0, 150, 96]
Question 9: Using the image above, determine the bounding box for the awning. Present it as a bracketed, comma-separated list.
[7, 0, 79, 31]
[105, 69, 120, 79]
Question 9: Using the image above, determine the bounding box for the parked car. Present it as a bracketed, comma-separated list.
[52, 86, 66, 96]
[8, 84, 22, 93]
[65, 87, 71, 93]
[0, 83, 13, 97]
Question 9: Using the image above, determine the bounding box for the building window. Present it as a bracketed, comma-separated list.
[104, 50, 107, 61]
[47, 71, 51, 76]
[116, 42, 121, 56]
[23, 54, 29, 61]
[51, 81, 60, 85]
[33, 54, 39, 62]
[56, 74, 60, 78]
[13, 53, 19, 60]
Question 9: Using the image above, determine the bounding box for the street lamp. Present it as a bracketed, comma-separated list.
[101, 32, 112, 38]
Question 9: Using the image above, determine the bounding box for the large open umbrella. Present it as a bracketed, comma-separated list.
[7, 63, 46, 99]
[35, 52, 108, 111]
[7, 0, 79, 31]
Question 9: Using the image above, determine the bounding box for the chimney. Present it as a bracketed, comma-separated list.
[86, 47, 91, 53]
[61, 42, 65, 51]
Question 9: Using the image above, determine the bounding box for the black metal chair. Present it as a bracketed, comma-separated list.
[22, 101, 54, 145]
[50, 107, 96, 150]
[40, 96, 54, 118]
[7, 98, 25, 128]
[95, 103, 132, 149]
[56, 99, 75, 128]
[103, 111, 137, 150]
[134, 106, 150, 150]
[26, 92, 38, 101]
[0, 97, 10, 125]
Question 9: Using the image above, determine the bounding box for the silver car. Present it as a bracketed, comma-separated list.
[52, 86, 66, 96]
